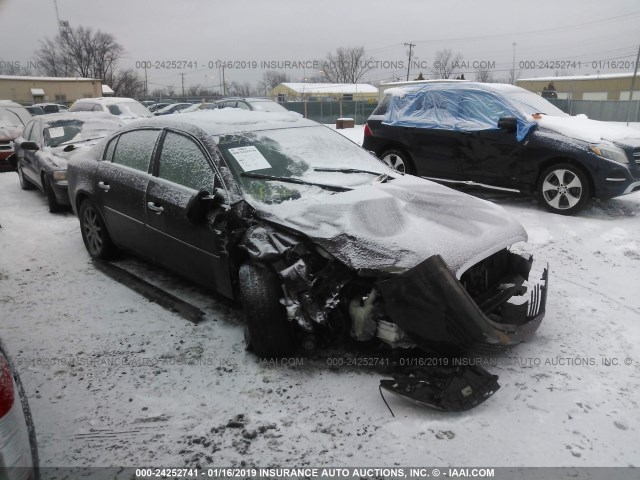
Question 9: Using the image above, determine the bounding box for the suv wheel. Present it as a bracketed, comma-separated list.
[239, 262, 293, 358]
[380, 149, 414, 174]
[538, 163, 591, 215]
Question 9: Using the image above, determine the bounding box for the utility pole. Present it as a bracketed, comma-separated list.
[180, 73, 186, 97]
[626, 43, 640, 126]
[404, 42, 415, 81]
[144, 65, 148, 98]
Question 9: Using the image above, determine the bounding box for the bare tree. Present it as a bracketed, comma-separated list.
[0, 62, 33, 76]
[475, 68, 494, 83]
[430, 49, 463, 79]
[260, 70, 289, 93]
[35, 25, 124, 82]
[110, 69, 145, 98]
[322, 46, 373, 83]
[227, 81, 256, 97]
[187, 84, 202, 96]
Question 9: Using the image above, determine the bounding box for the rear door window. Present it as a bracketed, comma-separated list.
[111, 129, 160, 172]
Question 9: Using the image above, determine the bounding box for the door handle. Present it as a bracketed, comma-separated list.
[98, 181, 110, 191]
[147, 202, 164, 214]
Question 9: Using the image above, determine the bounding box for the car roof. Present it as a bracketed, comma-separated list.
[384, 81, 526, 96]
[119, 109, 316, 137]
[32, 111, 122, 123]
[75, 97, 141, 104]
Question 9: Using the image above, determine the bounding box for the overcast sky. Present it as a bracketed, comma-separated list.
[1, 0, 639, 91]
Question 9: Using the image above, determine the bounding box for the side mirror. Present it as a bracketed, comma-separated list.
[497, 116, 517, 131]
[185, 189, 227, 223]
[21, 141, 40, 151]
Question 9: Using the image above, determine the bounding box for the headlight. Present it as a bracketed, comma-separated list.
[589, 144, 629, 164]
[52, 170, 67, 181]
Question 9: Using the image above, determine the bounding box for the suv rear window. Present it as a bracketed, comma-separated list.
[371, 95, 390, 115]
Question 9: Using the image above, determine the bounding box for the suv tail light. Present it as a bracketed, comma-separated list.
[363, 123, 372, 137]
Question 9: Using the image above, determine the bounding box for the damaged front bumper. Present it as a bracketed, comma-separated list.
[377, 252, 548, 356]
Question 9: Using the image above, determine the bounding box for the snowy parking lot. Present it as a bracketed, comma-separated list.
[1, 125, 640, 469]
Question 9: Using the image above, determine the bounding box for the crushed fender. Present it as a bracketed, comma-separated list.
[380, 365, 500, 412]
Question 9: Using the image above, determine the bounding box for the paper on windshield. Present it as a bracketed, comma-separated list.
[228, 146, 271, 171]
[48, 127, 65, 138]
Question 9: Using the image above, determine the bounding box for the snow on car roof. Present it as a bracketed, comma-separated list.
[125, 109, 317, 135]
[281, 83, 378, 94]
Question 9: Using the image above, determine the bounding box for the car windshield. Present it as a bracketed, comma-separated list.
[108, 102, 152, 117]
[43, 117, 122, 147]
[215, 125, 395, 205]
[249, 101, 288, 112]
[504, 90, 567, 117]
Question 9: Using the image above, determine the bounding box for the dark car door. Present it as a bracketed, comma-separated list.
[457, 91, 524, 187]
[96, 128, 161, 255]
[20, 120, 42, 187]
[145, 130, 233, 298]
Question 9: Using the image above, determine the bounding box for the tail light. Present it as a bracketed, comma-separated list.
[0, 353, 35, 480]
[0, 356, 14, 417]
[363, 123, 372, 137]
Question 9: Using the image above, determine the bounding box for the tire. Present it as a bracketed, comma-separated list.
[537, 163, 591, 215]
[239, 262, 293, 358]
[380, 149, 415, 175]
[78, 199, 114, 259]
[18, 165, 35, 190]
[43, 175, 62, 213]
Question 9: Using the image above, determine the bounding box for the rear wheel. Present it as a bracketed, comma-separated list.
[79, 199, 114, 259]
[239, 262, 293, 358]
[537, 163, 591, 215]
[43, 175, 62, 213]
[380, 149, 415, 174]
[18, 165, 35, 190]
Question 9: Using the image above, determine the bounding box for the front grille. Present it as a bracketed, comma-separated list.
[633, 149, 640, 165]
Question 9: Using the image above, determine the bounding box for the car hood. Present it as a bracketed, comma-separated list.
[534, 114, 640, 144]
[0, 126, 23, 142]
[252, 175, 527, 276]
[42, 141, 100, 169]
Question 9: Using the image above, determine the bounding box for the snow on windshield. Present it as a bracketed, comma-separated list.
[215, 125, 395, 205]
[505, 90, 567, 117]
[43, 117, 123, 147]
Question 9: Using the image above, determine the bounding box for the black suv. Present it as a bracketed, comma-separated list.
[363, 82, 640, 215]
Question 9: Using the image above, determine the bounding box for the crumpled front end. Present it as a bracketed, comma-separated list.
[240, 223, 547, 356]
[376, 251, 548, 356]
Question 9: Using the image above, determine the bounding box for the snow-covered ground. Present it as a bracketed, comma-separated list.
[1, 130, 640, 469]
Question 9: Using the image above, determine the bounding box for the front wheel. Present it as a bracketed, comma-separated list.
[79, 199, 114, 259]
[537, 164, 591, 215]
[239, 262, 293, 358]
[18, 165, 35, 190]
[44, 175, 62, 213]
[380, 149, 415, 175]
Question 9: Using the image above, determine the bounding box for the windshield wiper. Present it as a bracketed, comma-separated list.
[314, 167, 392, 176]
[240, 172, 352, 192]
[57, 136, 105, 147]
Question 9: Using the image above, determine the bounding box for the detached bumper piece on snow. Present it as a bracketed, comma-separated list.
[377, 252, 548, 356]
[380, 365, 500, 412]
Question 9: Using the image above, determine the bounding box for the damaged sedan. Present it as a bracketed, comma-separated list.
[67, 110, 548, 409]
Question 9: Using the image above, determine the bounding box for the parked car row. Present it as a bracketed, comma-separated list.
[363, 82, 640, 215]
